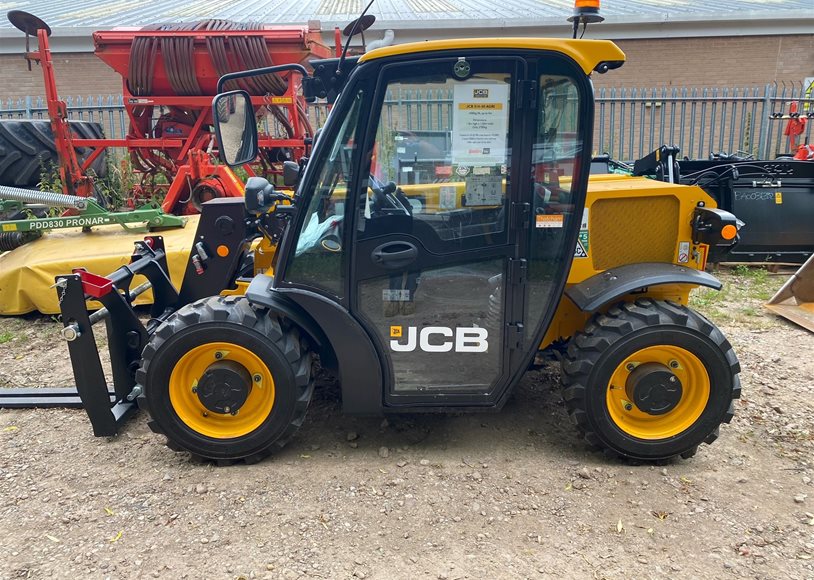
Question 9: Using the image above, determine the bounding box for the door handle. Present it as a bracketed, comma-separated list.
[371, 241, 418, 270]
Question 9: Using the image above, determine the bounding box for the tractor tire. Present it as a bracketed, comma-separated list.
[561, 298, 740, 461]
[136, 295, 314, 464]
[0, 119, 107, 188]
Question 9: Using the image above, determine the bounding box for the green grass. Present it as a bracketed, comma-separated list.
[689, 265, 782, 327]
[0, 330, 14, 344]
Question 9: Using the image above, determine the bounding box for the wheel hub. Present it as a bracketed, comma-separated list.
[625, 362, 683, 415]
[195, 361, 251, 415]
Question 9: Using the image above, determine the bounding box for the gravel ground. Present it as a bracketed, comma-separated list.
[1, 268, 813, 579]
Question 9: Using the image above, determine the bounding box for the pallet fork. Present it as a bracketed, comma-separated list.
[0, 198, 257, 434]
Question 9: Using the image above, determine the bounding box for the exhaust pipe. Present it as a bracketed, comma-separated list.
[367, 29, 395, 52]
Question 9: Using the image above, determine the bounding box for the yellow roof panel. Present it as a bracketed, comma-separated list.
[359, 38, 625, 74]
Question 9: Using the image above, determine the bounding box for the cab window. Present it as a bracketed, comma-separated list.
[359, 59, 516, 252]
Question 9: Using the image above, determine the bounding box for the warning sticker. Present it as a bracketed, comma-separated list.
[439, 186, 458, 210]
[268, 96, 293, 104]
[678, 241, 690, 264]
[775, 191, 783, 204]
[465, 174, 503, 206]
[578, 230, 589, 252]
[580, 208, 589, 230]
[383, 289, 411, 302]
[574, 239, 588, 258]
[575, 208, 589, 253]
[536, 214, 564, 228]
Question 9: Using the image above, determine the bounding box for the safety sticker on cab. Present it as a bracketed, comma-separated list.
[536, 214, 563, 228]
[574, 208, 589, 258]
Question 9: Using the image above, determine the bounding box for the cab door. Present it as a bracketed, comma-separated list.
[351, 55, 529, 406]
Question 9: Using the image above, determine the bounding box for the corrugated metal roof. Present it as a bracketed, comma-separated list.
[0, 0, 811, 29]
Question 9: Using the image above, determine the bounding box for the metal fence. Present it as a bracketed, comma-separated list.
[2, 81, 812, 161]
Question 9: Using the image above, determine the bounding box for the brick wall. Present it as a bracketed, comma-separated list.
[1, 33, 811, 103]
[594, 34, 814, 88]
[0, 53, 121, 104]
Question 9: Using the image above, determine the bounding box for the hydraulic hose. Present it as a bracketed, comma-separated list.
[124, 20, 314, 178]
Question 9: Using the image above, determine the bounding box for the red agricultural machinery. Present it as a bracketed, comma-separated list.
[4, 10, 331, 214]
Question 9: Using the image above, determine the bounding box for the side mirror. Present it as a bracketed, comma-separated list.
[212, 90, 257, 167]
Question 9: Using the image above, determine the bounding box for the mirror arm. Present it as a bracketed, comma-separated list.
[216, 63, 310, 94]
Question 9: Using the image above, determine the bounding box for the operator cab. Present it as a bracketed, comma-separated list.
[213, 38, 624, 409]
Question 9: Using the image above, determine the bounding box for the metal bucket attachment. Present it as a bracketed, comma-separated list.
[765, 254, 814, 332]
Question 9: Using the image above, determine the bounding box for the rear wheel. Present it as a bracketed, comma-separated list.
[561, 299, 740, 461]
[137, 295, 313, 463]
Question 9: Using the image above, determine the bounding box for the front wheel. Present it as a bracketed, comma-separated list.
[136, 295, 313, 464]
[561, 299, 740, 461]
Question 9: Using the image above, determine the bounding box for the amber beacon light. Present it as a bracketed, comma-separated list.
[568, 0, 604, 38]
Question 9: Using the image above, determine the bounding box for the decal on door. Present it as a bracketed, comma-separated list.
[389, 326, 488, 353]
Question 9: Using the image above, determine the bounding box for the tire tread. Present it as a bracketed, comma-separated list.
[136, 295, 313, 464]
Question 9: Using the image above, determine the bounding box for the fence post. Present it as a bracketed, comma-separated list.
[757, 84, 772, 159]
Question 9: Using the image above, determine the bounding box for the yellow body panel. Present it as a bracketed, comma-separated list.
[540, 175, 717, 349]
[359, 38, 625, 75]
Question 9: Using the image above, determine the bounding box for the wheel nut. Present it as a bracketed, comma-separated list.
[624, 403, 633, 411]
[224, 406, 231, 414]
[669, 376, 677, 383]
[192, 386, 198, 393]
[669, 360, 679, 369]
[214, 352, 223, 360]
[253, 374, 262, 383]
[626, 363, 635, 372]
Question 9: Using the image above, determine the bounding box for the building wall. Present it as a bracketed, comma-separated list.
[0, 53, 120, 105]
[594, 34, 814, 88]
[1, 33, 811, 102]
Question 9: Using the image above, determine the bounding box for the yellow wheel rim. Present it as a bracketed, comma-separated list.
[606, 345, 710, 440]
[169, 342, 275, 439]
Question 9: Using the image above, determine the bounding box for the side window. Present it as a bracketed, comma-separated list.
[533, 75, 581, 211]
[359, 60, 514, 250]
[526, 73, 584, 339]
[285, 90, 365, 295]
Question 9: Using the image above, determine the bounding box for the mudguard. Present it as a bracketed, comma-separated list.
[565, 262, 722, 312]
[245, 276, 384, 414]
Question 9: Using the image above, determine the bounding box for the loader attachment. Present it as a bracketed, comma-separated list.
[765, 254, 814, 333]
[0, 198, 258, 435]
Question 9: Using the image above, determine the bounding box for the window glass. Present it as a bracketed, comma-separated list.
[285, 90, 364, 295]
[359, 62, 513, 250]
[526, 74, 583, 338]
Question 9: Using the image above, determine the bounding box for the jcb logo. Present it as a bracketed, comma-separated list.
[473, 89, 489, 98]
[389, 326, 488, 353]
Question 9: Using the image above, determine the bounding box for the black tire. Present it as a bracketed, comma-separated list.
[0, 119, 107, 188]
[136, 295, 313, 464]
[561, 298, 741, 461]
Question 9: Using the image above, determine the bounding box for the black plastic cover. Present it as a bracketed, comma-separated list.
[565, 262, 722, 312]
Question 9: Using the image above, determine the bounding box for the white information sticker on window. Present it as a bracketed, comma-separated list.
[451, 83, 510, 165]
[382, 289, 411, 302]
[439, 186, 458, 210]
[465, 174, 503, 206]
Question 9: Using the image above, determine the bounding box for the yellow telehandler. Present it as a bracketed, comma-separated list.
[41, 9, 743, 464]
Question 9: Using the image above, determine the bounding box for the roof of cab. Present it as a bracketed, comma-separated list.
[358, 38, 625, 74]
